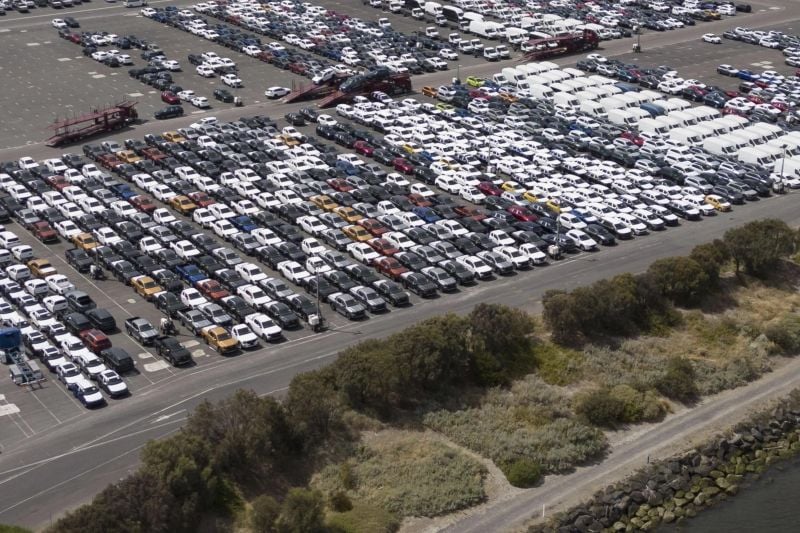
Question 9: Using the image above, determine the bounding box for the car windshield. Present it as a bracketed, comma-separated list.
[85, 359, 103, 369]
[217, 332, 232, 341]
[67, 341, 83, 351]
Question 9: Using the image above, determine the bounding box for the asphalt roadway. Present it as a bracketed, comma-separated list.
[2, 0, 800, 531]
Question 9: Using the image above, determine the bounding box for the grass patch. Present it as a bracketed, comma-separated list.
[312, 431, 486, 518]
[327, 502, 400, 533]
[0, 526, 32, 533]
[423, 376, 607, 473]
[532, 342, 584, 385]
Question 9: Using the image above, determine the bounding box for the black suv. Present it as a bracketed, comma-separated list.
[154, 105, 183, 120]
[213, 88, 234, 103]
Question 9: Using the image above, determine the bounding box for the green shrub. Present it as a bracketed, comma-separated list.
[608, 385, 665, 423]
[275, 488, 326, 533]
[329, 492, 353, 513]
[647, 256, 710, 306]
[0, 526, 33, 533]
[532, 342, 584, 385]
[574, 388, 627, 427]
[724, 219, 797, 277]
[764, 315, 800, 354]
[326, 502, 400, 533]
[501, 459, 542, 488]
[249, 495, 280, 533]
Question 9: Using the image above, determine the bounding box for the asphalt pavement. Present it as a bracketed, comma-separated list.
[2, 0, 800, 531]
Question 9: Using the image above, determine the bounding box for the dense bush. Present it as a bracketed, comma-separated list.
[655, 357, 699, 403]
[764, 315, 800, 354]
[689, 239, 729, 285]
[249, 495, 280, 533]
[326, 502, 400, 533]
[275, 488, 326, 533]
[724, 219, 797, 277]
[501, 458, 543, 488]
[313, 433, 486, 517]
[574, 388, 627, 427]
[542, 273, 673, 345]
[647, 256, 710, 306]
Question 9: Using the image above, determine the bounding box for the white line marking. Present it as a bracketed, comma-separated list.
[0, 404, 20, 417]
[128, 92, 144, 97]
[144, 361, 170, 372]
[25, 42, 40, 47]
[57, 58, 72, 62]
[137, 352, 153, 360]
[92, 74, 106, 79]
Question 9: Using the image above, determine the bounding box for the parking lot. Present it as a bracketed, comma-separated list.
[3, 0, 800, 529]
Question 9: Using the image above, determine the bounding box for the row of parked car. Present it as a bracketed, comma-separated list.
[0, 225, 134, 408]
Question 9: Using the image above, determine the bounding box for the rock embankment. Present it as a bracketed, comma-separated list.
[531, 402, 800, 533]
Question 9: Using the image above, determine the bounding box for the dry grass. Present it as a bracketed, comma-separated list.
[312, 430, 487, 518]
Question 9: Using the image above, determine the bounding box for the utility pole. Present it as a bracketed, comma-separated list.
[315, 267, 323, 331]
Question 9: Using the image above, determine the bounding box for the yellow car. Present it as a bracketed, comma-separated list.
[333, 206, 363, 224]
[131, 275, 163, 300]
[28, 259, 57, 278]
[705, 194, 731, 212]
[170, 195, 198, 215]
[402, 142, 421, 154]
[201, 326, 239, 354]
[72, 232, 98, 251]
[501, 181, 523, 193]
[421, 86, 437, 97]
[544, 199, 562, 214]
[310, 194, 338, 212]
[523, 191, 543, 203]
[279, 133, 300, 146]
[465, 76, 485, 88]
[162, 131, 185, 143]
[435, 102, 454, 112]
[343, 225, 372, 242]
[116, 150, 142, 164]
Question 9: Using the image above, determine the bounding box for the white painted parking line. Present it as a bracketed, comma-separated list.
[25, 42, 40, 47]
[191, 110, 206, 114]
[0, 403, 19, 416]
[137, 352, 154, 360]
[57, 58, 72, 62]
[43, 41, 52, 45]
[126, 298, 136, 304]
[144, 361, 170, 372]
[0, 29, 9, 33]
[191, 348, 209, 358]
[92, 74, 106, 79]
[182, 340, 199, 348]
[128, 92, 144, 97]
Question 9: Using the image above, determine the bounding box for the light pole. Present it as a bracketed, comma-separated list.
[781, 145, 787, 179]
[457, 63, 461, 83]
[315, 267, 323, 331]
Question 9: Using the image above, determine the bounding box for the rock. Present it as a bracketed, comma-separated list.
[715, 477, 730, 490]
[673, 497, 688, 508]
[728, 434, 743, 446]
[751, 427, 764, 441]
[663, 511, 676, 523]
[588, 520, 603, 532]
[627, 503, 639, 518]
[743, 434, 755, 444]
[735, 463, 746, 475]
[647, 492, 663, 506]
[694, 464, 714, 476]
[630, 491, 646, 504]
[702, 486, 721, 498]
[630, 517, 642, 529]
[709, 469, 724, 479]
[641, 520, 654, 531]
[612, 521, 627, 531]
[574, 514, 593, 531]
[693, 493, 706, 506]
[668, 461, 681, 474]
[726, 484, 739, 496]
[646, 479, 659, 490]
[686, 506, 697, 518]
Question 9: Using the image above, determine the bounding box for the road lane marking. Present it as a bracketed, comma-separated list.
[144, 361, 170, 372]
[0, 404, 20, 417]
[182, 340, 199, 348]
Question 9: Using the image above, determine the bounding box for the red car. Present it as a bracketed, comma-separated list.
[407, 193, 432, 207]
[353, 140, 374, 156]
[188, 191, 215, 207]
[129, 195, 157, 214]
[454, 205, 487, 220]
[31, 221, 58, 243]
[477, 181, 502, 196]
[367, 238, 399, 256]
[747, 94, 765, 104]
[80, 329, 112, 355]
[506, 205, 537, 222]
[161, 91, 180, 104]
[327, 178, 353, 192]
[359, 218, 389, 237]
[141, 146, 167, 162]
[45, 175, 70, 191]
[392, 157, 414, 174]
[195, 279, 230, 300]
[374, 257, 409, 281]
[620, 131, 644, 146]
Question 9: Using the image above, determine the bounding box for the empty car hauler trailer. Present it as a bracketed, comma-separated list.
[468, 20, 502, 38]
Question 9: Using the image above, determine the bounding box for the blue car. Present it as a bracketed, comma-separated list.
[109, 183, 136, 200]
[412, 206, 441, 223]
[175, 264, 207, 284]
[231, 215, 258, 232]
[737, 69, 760, 81]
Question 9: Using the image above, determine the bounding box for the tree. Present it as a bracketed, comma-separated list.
[723, 219, 796, 277]
[501, 459, 542, 488]
[467, 304, 536, 384]
[690, 240, 729, 285]
[250, 495, 280, 533]
[285, 369, 343, 447]
[574, 388, 627, 427]
[542, 290, 583, 345]
[647, 256, 710, 306]
[275, 488, 326, 533]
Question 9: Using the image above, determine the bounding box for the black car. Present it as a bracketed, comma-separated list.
[153, 291, 188, 318]
[154, 336, 192, 366]
[373, 280, 410, 306]
[154, 105, 184, 120]
[264, 301, 300, 329]
[220, 295, 256, 322]
[65, 248, 93, 273]
[285, 293, 317, 320]
[213, 88, 234, 103]
[284, 112, 306, 126]
[583, 224, 617, 246]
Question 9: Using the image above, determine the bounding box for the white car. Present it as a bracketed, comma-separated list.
[196, 64, 215, 77]
[565, 229, 598, 251]
[347, 242, 380, 265]
[177, 89, 196, 101]
[221, 74, 243, 88]
[235, 263, 268, 284]
[56, 220, 82, 239]
[180, 288, 208, 309]
[211, 219, 237, 238]
[456, 255, 493, 279]
[172, 240, 201, 260]
[52, 19, 68, 29]
[702, 33, 721, 44]
[139, 236, 163, 254]
[244, 313, 283, 342]
[161, 59, 181, 71]
[45, 274, 75, 295]
[237, 284, 272, 309]
[231, 324, 259, 349]
[277, 261, 311, 284]
[265, 86, 290, 99]
[97, 369, 129, 398]
[439, 48, 458, 60]
[191, 96, 210, 108]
